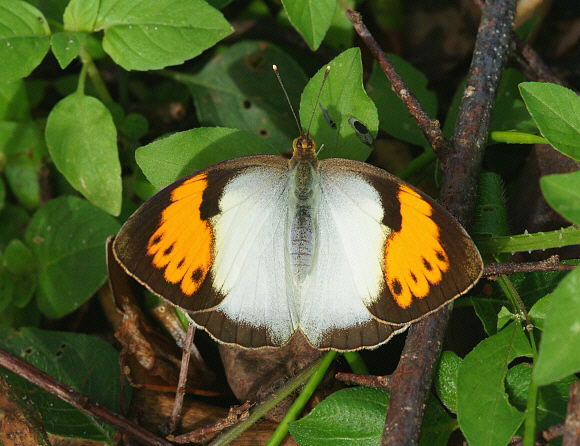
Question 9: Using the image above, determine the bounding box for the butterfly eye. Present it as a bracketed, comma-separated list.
[348, 116, 374, 147]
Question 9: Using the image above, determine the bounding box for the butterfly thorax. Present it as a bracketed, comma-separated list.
[288, 159, 320, 287]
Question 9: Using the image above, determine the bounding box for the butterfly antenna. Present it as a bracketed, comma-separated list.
[273, 64, 302, 133]
[307, 66, 330, 134]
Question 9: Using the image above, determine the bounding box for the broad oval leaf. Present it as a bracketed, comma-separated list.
[24, 196, 121, 318]
[0, 0, 50, 82]
[281, 0, 337, 50]
[94, 0, 233, 71]
[50, 32, 87, 69]
[540, 171, 580, 225]
[300, 48, 378, 161]
[533, 268, 580, 385]
[45, 92, 122, 215]
[519, 82, 580, 160]
[0, 327, 128, 441]
[289, 387, 388, 445]
[506, 363, 577, 437]
[0, 121, 45, 210]
[182, 40, 308, 151]
[63, 0, 98, 32]
[136, 127, 280, 191]
[434, 350, 461, 414]
[457, 323, 532, 446]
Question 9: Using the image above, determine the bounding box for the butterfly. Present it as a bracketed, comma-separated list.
[112, 68, 483, 352]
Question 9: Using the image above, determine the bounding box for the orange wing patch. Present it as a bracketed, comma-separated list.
[384, 185, 450, 308]
[147, 174, 213, 296]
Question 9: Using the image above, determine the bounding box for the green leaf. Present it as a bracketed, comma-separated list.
[0, 78, 30, 120]
[0, 327, 128, 441]
[472, 297, 501, 336]
[519, 82, 580, 160]
[534, 268, 580, 386]
[289, 387, 388, 445]
[45, 92, 122, 216]
[506, 364, 576, 436]
[0, 121, 45, 210]
[540, 172, 580, 225]
[0, 176, 5, 211]
[0, 203, 30, 250]
[0, 0, 51, 82]
[50, 32, 86, 69]
[281, 0, 337, 50]
[528, 294, 549, 330]
[457, 323, 532, 446]
[0, 299, 40, 329]
[434, 350, 461, 414]
[0, 254, 38, 310]
[136, 127, 280, 191]
[489, 69, 537, 136]
[182, 40, 308, 151]
[63, 0, 98, 32]
[3, 239, 35, 274]
[2, 236, 37, 310]
[300, 48, 378, 161]
[420, 395, 458, 446]
[323, 0, 354, 52]
[24, 196, 121, 318]
[24, 0, 66, 24]
[94, 0, 233, 71]
[120, 112, 149, 139]
[367, 56, 437, 148]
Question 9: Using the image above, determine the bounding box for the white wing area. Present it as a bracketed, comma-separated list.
[299, 169, 389, 346]
[210, 166, 296, 345]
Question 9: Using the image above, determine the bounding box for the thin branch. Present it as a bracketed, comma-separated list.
[169, 321, 195, 432]
[345, 10, 447, 153]
[0, 348, 173, 446]
[335, 372, 391, 389]
[483, 256, 577, 277]
[563, 381, 580, 446]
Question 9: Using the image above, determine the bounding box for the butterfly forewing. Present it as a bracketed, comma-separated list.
[114, 156, 288, 314]
[317, 159, 482, 325]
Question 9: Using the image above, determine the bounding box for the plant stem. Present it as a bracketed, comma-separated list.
[208, 352, 333, 446]
[79, 45, 113, 103]
[266, 350, 337, 446]
[489, 131, 547, 145]
[523, 374, 539, 446]
[474, 227, 580, 255]
[343, 351, 369, 375]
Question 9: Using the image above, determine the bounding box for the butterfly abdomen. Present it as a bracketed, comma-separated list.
[288, 161, 320, 286]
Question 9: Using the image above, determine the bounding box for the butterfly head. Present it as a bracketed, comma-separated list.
[291, 131, 317, 163]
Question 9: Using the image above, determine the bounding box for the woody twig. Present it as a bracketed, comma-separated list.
[0, 348, 173, 446]
[346, 10, 447, 154]
[348, 0, 517, 443]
